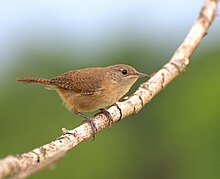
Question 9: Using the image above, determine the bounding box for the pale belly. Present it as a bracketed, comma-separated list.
[57, 88, 123, 112]
[56, 79, 135, 113]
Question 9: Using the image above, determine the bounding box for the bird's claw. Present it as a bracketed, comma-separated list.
[95, 108, 113, 128]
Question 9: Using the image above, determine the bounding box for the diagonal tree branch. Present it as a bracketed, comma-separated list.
[0, 0, 218, 178]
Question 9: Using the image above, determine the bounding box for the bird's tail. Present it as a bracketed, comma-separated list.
[17, 77, 50, 85]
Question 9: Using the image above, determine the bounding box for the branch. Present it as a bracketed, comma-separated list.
[0, 0, 218, 178]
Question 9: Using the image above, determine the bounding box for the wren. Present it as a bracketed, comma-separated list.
[17, 64, 148, 137]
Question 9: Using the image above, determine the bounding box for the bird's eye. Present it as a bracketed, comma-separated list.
[121, 69, 127, 75]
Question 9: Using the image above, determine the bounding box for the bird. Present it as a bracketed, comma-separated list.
[17, 64, 149, 138]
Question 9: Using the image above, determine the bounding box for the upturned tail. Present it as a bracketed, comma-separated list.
[17, 77, 50, 85]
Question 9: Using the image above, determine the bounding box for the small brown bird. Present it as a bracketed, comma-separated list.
[17, 64, 148, 136]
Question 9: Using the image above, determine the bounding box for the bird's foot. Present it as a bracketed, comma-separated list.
[95, 108, 113, 128]
[75, 112, 97, 140]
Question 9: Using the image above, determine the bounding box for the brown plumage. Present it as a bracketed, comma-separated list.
[17, 64, 148, 130]
[17, 77, 50, 84]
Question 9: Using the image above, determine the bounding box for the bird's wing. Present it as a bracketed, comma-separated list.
[50, 69, 105, 95]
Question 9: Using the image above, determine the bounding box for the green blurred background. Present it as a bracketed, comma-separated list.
[0, 0, 220, 179]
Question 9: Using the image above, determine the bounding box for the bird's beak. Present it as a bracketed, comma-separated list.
[136, 72, 150, 78]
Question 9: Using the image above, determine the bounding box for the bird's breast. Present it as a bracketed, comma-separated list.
[56, 78, 136, 112]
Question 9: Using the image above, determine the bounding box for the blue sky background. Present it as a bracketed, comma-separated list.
[0, 0, 219, 74]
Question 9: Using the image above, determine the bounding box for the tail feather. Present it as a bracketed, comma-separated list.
[17, 77, 50, 85]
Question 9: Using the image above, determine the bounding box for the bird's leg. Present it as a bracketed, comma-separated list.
[94, 108, 113, 128]
[74, 112, 97, 140]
